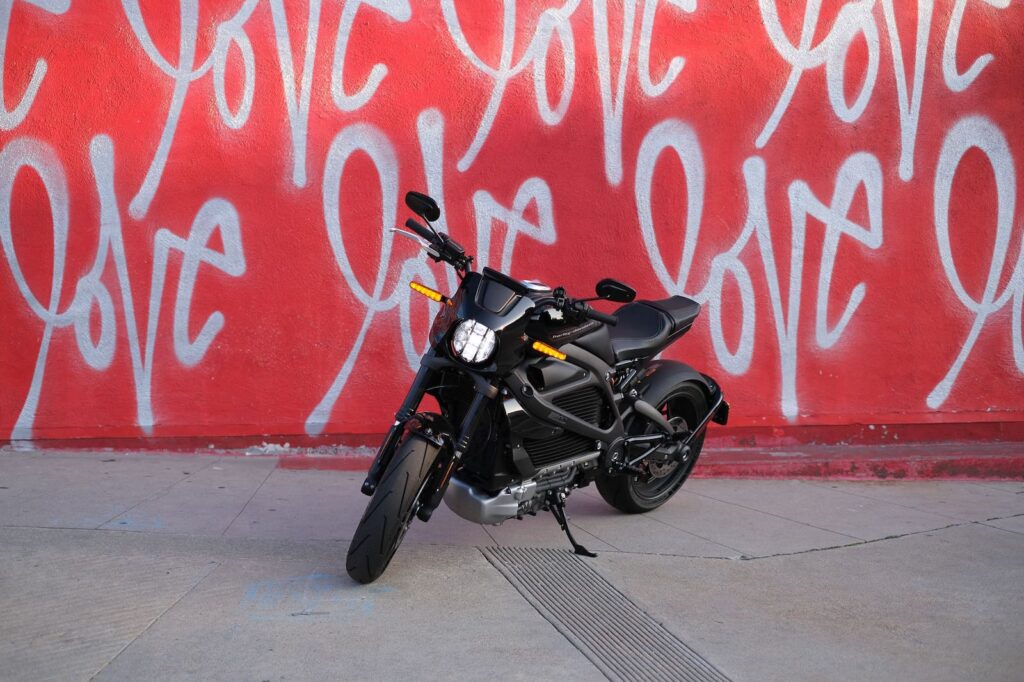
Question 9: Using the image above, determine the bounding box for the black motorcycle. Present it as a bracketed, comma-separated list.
[347, 191, 729, 583]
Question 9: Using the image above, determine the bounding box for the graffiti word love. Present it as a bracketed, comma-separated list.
[0, 135, 245, 438]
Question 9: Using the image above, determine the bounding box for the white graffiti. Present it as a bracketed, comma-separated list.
[879, 0, 931, 182]
[0, 138, 69, 439]
[638, 0, 694, 98]
[755, 0, 956, 182]
[635, 119, 705, 296]
[306, 123, 400, 435]
[635, 118, 885, 418]
[120, 0, 259, 219]
[122, 0, 408, 198]
[331, 0, 411, 112]
[473, 178, 557, 274]
[2, 1, 1021, 437]
[592, 0, 637, 186]
[305, 113, 561, 435]
[928, 115, 1022, 408]
[756, 0, 876, 149]
[942, 0, 1011, 93]
[753, 0, 1022, 409]
[0, 135, 245, 438]
[0, 0, 69, 130]
[442, 0, 692, 183]
[0, 0, 69, 129]
[441, 0, 580, 172]
[592, 0, 694, 185]
[269, 0, 322, 189]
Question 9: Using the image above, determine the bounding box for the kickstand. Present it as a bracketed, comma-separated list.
[547, 493, 597, 558]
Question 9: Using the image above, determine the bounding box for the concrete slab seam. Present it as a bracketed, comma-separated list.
[803, 480, 1024, 523]
[98, 457, 222, 529]
[682, 489, 866, 541]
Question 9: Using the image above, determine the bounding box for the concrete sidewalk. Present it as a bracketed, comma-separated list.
[0, 450, 1021, 681]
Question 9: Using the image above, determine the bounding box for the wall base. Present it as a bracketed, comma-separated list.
[4, 423, 1021, 481]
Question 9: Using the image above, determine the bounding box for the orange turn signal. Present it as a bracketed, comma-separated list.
[531, 340, 567, 361]
[410, 281, 446, 303]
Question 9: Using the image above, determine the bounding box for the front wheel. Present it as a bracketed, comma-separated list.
[596, 382, 708, 514]
[346, 434, 439, 584]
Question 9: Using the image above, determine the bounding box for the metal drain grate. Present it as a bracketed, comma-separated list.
[482, 547, 731, 682]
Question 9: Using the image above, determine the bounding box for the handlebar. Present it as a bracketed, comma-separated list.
[535, 291, 618, 327]
[579, 303, 618, 326]
[403, 219, 472, 272]
[405, 218, 435, 242]
[401, 220, 616, 323]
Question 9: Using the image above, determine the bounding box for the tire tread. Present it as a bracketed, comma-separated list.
[346, 435, 438, 584]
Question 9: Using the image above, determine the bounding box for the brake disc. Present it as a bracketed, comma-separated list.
[645, 416, 688, 479]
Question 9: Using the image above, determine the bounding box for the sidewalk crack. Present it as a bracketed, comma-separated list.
[88, 560, 222, 680]
[221, 466, 275, 536]
[737, 512, 1024, 561]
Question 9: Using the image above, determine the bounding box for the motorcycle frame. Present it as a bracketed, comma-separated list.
[361, 341, 728, 508]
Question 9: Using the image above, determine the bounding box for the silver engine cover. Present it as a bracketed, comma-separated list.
[444, 477, 537, 525]
[443, 451, 601, 525]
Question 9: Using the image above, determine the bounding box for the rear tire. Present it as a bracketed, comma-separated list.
[346, 435, 438, 584]
[596, 382, 708, 514]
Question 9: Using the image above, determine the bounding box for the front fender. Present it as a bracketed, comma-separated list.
[405, 412, 456, 447]
[404, 412, 460, 522]
[361, 411, 455, 497]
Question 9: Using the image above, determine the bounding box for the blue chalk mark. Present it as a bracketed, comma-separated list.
[240, 571, 392, 622]
[108, 512, 166, 530]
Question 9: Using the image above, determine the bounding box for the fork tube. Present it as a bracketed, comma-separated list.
[420, 381, 499, 512]
[361, 364, 435, 495]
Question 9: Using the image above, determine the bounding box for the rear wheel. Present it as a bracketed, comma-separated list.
[596, 382, 707, 514]
[346, 434, 439, 584]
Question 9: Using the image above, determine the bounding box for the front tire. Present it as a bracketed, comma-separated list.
[596, 382, 708, 514]
[346, 434, 439, 584]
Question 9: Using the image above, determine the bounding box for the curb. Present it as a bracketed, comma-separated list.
[4, 440, 1022, 481]
[690, 449, 1024, 480]
[274, 442, 1024, 481]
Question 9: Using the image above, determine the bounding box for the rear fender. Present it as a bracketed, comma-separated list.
[637, 360, 728, 425]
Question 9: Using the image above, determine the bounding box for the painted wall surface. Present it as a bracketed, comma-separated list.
[1, 0, 1022, 442]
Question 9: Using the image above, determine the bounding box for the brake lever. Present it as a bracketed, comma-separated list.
[389, 228, 432, 249]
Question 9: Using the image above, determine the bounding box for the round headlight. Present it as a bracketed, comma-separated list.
[450, 319, 497, 364]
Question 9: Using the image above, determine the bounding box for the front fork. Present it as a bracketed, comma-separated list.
[361, 364, 435, 496]
[361, 361, 498, 523]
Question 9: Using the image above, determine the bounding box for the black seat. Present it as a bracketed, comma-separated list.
[608, 296, 700, 362]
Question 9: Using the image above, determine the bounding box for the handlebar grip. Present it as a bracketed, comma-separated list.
[583, 304, 618, 326]
[405, 218, 435, 242]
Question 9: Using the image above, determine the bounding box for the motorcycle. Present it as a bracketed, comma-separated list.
[347, 191, 729, 583]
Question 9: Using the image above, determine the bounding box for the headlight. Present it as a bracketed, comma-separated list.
[450, 319, 497, 364]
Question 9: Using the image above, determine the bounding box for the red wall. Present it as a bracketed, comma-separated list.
[2, 0, 1022, 443]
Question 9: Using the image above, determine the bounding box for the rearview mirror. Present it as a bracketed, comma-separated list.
[595, 278, 636, 303]
[405, 191, 440, 222]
